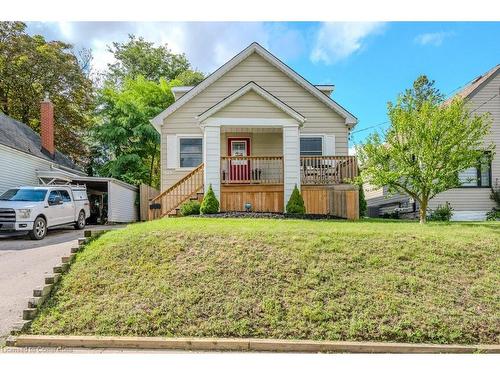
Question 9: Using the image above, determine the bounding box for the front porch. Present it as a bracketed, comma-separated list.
[149, 81, 360, 219]
[218, 154, 359, 216]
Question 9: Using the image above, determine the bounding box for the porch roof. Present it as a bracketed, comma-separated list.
[197, 81, 306, 125]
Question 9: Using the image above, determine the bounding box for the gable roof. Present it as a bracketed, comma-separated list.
[445, 64, 500, 104]
[151, 42, 357, 129]
[0, 112, 84, 174]
[197, 81, 306, 124]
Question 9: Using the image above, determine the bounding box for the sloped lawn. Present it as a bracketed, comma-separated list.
[29, 218, 500, 344]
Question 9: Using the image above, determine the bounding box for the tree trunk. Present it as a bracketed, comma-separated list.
[419, 198, 428, 224]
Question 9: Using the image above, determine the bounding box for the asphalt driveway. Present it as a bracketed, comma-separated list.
[0, 225, 122, 342]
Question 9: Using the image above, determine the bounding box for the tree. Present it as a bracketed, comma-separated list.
[0, 22, 94, 164]
[174, 70, 204, 86]
[89, 35, 204, 186]
[358, 184, 367, 217]
[106, 35, 203, 84]
[358, 76, 494, 224]
[93, 76, 174, 186]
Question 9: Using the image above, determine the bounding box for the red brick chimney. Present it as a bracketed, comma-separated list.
[40, 93, 55, 157]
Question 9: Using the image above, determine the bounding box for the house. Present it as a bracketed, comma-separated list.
[0, 97, 138, 223]
[365, 64, 500, 220]
[149, 42, 360, 219]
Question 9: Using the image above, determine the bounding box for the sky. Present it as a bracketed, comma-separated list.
[26, 21, 500, 148]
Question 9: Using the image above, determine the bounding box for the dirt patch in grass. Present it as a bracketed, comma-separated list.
[29, 218, 500, 344]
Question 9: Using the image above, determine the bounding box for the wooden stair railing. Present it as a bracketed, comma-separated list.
[148, 163, 204, 220]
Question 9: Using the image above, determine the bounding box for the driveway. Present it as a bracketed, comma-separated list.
[0, 225, 122, 342]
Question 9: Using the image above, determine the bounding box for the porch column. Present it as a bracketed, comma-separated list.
[283, 124, 301, 211]
[203, 124, 221, 203]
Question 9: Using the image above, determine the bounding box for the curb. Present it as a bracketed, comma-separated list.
[6, 335, 500, 353]
[8, 229, 108, 337]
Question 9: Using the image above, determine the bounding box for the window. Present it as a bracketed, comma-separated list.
[458, 153, 491, 187]
[179, 138, 203, 168]
[58, 190, 72, 202]
[48, 190, 61, 202]
[0, 189, 47, 202]
[300, 137, 323, 156]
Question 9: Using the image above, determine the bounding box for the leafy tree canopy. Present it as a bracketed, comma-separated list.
[93, 76, 175, 186]
[0, 21, 94, 164]
[358, 75, 494, 223]
[106, 35, 203, 84]
[88, 35, 204, 187]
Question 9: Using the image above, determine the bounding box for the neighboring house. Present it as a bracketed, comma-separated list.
[366, 64, 500, 220]
[0, 97, 138, 223]
[149, 42, 360, 218]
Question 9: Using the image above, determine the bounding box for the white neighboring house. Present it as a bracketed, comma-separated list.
[149, 42, 360, 218]
[0, 98, 138, 223]
[365, 64, 500, 220]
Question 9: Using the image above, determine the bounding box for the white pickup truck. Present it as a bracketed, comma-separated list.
[0, 185, 90, 240]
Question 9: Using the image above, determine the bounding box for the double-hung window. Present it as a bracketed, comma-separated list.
[179, 138, 203, 168]
[300, 137, 323, 156]
[458, 153, 491, 187]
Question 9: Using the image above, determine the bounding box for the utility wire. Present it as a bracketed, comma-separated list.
[351, 79, 498, 135]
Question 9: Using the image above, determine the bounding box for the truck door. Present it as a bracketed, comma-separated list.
[58, 189, 75, 224]
[46, 190, 64, 226]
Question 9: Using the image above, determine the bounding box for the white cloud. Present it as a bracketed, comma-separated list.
[414, 31, 454, 46]
[310, 22, 385, 65]
[26, 22, 357, 74]
[27, 22, 273, 74]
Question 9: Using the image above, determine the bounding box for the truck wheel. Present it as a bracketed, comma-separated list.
[29, 216, 47, 240]
[74, 210, 86, 230]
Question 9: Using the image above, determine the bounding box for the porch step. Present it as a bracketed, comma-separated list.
[148, 163, 204, 220]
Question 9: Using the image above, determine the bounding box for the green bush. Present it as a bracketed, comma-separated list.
[380, 211, 400, 219]
[428, 202, 453, 221]
[286, 185, 306, 214]
[200, 184, 219, 214]
[358, 185, 367, 217]
[180, 200, 201, 216]
[486, 208, 500, 221]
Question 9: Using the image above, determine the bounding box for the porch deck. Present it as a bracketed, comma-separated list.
[219, 155, 359, 218]
[220, 155, 358, 185]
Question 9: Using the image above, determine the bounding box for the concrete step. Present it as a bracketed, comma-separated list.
[10, 320, 31, 335]
[23, 308, 37, 320]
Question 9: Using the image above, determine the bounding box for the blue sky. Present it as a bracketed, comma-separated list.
[27, 22, 500, 147]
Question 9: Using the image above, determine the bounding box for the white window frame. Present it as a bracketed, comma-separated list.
[177, 135, 203, 170]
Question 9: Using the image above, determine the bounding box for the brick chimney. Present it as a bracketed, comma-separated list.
[40, 93, 55, 157]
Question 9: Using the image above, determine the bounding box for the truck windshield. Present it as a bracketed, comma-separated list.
[0, 189, 48, 202]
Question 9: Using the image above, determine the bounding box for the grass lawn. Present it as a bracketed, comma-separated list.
[29, 218, 500, 344]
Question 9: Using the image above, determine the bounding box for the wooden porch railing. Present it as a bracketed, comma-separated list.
[300, 156, 358, 185]
[148, 163, 204, 220]
[221, 156, 283, 184]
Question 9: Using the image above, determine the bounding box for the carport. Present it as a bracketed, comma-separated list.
[36, 168, 138, 224]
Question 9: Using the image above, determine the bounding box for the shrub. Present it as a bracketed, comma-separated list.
[200, 184, 219, 214]
[486, 208, 500, 221]
[286, 185, 306, 214]
[490, 183, 500, 207]
[180, 200, 200, 216]
[358, 185, 367, 217]
[428, 202, 454, 221]
[380, 211, 400, 219]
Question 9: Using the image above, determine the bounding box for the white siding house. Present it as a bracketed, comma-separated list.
[0, 111, 138, 223]
[365, 64, 500, 220]
[149, 42, 360, 219]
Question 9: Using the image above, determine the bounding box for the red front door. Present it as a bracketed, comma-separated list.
[228, 138, 250, 182]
